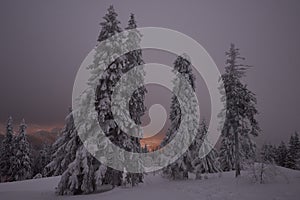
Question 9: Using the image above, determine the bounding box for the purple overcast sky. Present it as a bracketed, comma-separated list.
[0, 0, 300, 145]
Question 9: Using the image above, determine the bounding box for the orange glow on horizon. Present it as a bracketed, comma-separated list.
[0, 122, 63, 135]
[140, 137, 163, 151]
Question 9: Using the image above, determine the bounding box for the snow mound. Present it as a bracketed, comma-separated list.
[0, 167, 299, 200]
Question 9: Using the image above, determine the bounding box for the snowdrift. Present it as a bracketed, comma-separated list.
[0, 166, 299, 200]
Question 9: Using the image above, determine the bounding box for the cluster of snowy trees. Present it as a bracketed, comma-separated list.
[260, 132, 300, 170]
[246, 135, 300, 184]
[0, 117, 32, 182]
[160, 44, 260, 180]
[0, 117, 54, 182]
[2, 5, 300, 197]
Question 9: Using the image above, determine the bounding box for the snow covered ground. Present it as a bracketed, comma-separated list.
[0, 166, 299, 200]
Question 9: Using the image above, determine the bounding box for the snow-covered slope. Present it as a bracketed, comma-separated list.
[0, 167, 299, 200]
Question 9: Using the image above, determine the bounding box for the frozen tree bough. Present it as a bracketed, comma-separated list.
[45, 108, 80, 177]
[189, 120, 221, 180]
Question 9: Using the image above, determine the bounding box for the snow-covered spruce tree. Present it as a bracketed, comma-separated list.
[12, 119, 32, 181]
[0, 117, 15, 182]
[260, 144, 278, 168]
[57, 84, 112, 195]
[34, 143, 51, 176]
[261, 144, 276, 164]
[93, 9, 146, 188]
[121, 13, 146, 187]
[55, 105, 108, 194]
[287, 132, 300, 169]
[293, 132, 300, 169]
[189, 119, 221, 179]
[45, 108, 81, 177]
[93, 5, 127, 187]
[219, 44, 260, 177]
[161, 54, 196, 180]
[56, 6, 140, 194]
[275, 141, 289, 167]
[220, 85, 258, 172]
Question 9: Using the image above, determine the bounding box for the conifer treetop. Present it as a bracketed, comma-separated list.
[19, 119, 27, 136]
[97, 5, 122, 42]
[126, 13, 137, 30]
[173, 54, 195, 91]
[6, 116, 13, 136]
[225, 43, 250, 79]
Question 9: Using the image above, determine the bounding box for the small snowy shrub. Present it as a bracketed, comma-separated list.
[245, 162, 277, 184]
[33, 173, 43, 179]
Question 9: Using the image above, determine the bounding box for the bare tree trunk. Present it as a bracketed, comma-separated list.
[260, 163, 264, 184]
[235, 129, 241, 177]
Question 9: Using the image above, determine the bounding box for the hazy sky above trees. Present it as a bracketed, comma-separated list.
[0, 0, 299, 145]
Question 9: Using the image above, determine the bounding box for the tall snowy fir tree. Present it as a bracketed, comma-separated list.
[0, 117, 15, 182]
[12, 119, 32, 181]
[121, 13, 146, 186]
[93, 10, 146, 187]
[56, 6, 145, 195]
[219, 44, 260, 177]
[189, 119, 221, 179]
[161, 54, 197, 180]
[57, 5, 124, 194]
[93, 5, 127, 187]
[45, 108, 81, 177]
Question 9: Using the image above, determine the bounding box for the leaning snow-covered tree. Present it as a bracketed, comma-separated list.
[161, 54, 197, 180]
[45, 108, 81, 177]
[0, 117, 16, 182]
[189, 119, 221, 179]
[219, 44, 260, 177]
[12, 119, 32, 181]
